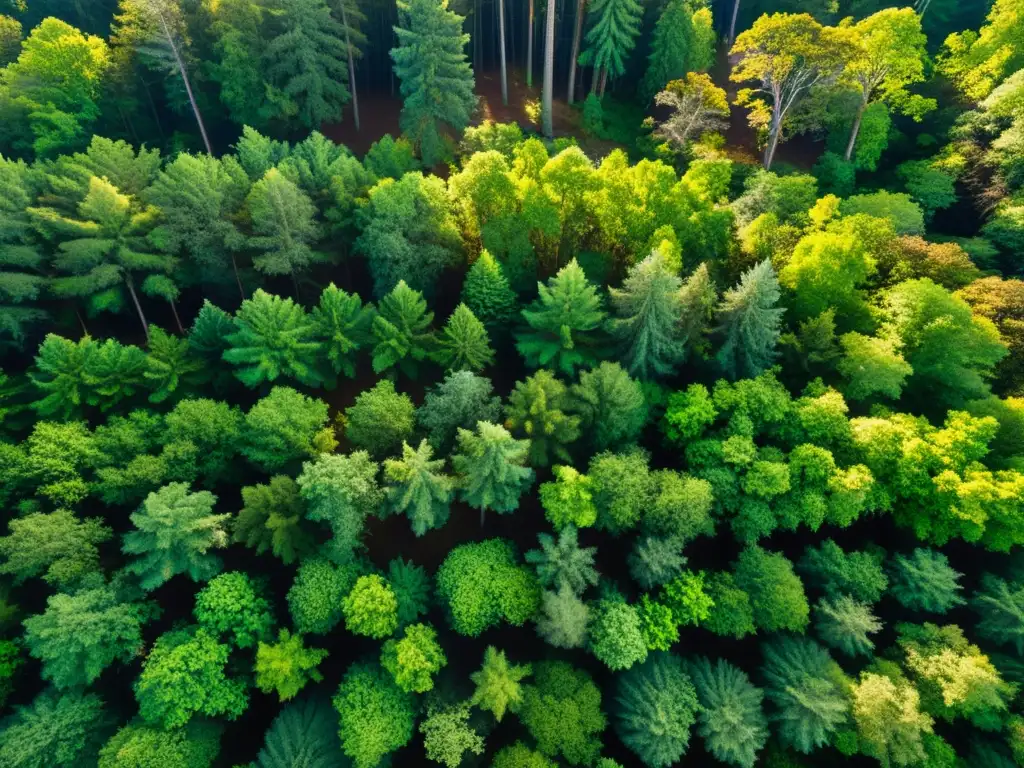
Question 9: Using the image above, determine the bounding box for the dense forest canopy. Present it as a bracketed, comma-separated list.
[1, 0, 1024, 766]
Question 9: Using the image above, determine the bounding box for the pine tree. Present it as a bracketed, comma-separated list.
[974, 575, 1024, 655]
[517, 259, 607, 376]
[371, 280, 437, 377]
[462, 250, 517, 329]
[889, 548, 966, 613]
[311, 283, 375, 380]
[629, 535, 687, 589]
[571, 362, 647, 450]
[383, 439, 455, 536]
[580, 0, 643, 97]
[761, 636, 849, 754]
[452, 421, 534, 525]
[435, 304, 495, 371]
[145, 153, 251, 298]
[525, 527, 599, 594]
[678, 262, 717, 359]
[641, 0, 715, 103]
[144, 326, 204, 404]
[417, 370, 502, 451]
[122, 483, 229, 591]
[263, 0, 351, 128]
[391, 0, 477, 166]
[505, 370, 582, 466]
[223, 290, 325, 388]
[536, 585, 591, 648]
[234, 475, 315, 565]
[609, 248, 687, 379]
[688, 657, 769, 768]
[715, 259, 785, 380]
[813, 596, 882, 657]
[614, 652, 700, 766]
[254, 697, 342, 768]
[0, 156, 48, 352]
[246, 168, 326, 281]
[470, 646, 532, 722]
[30, 176, 174, 342]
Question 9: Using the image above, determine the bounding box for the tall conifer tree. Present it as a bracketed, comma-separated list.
[390, 0, 477, 166]
[714, 259, 784, 380]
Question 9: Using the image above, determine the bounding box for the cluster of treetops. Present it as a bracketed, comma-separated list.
[1, 0, 1024, 767]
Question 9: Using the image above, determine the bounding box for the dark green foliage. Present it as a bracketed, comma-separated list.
[734, 546, 809, 632]
[390, 0, 476, 165]
[365, 135, 419, 180]
[435, 303, 494, 371]
[371, 280, 436, 377]
[233, 475, 315, 565]
[123, 483, 228, 591]
[253, 697, 342, 768]
[715, 259, 785, 380]
[135, 628, 248, 729]
[452, 421, 534, 520]
[689, 657, 769, 768]
[417, 370, 502, 451]
[517, 259, 607, 376]
[435, 538, 540, 636]
[388, 557, 432, 625]
[813, 596, 882, 657]
[164, 398, 243, 485]
[703, 571, 756, 639]
[193, 571, 273, 649]
[526, 526, 599, 594]
[311, 283, 375, 381]
[974, 575, 1024, 654]
[536, 584, 591, 648]
[588, 597, 648, 671]
[332, 662, 415, 768]
[890, 548, 966, 613]
[356, 172, 461, 297]
[0, 508, 111, 588]
[615, 652, 699, 767]
[224, 290, 324, 388]
[0, 690, 113, 768]
[461, 249, 516, 329]
[581, 0, 643, 83]
[24, 582, 148, 689]
[520, 661, 607, 765]
[383, 439, 454, 536]
[761, 636, 849, 754]
[506, 370, 581, 466]
[797, 540, 888, 604]
[287, 557, 361, 635]
[99, 720, 221, 768]
[572, 361, 647, 450]
[629, 535, 686, 589]
[344, 380, 415, 456]
[263, 0, 351, 128]
[242, 387, 330, 472]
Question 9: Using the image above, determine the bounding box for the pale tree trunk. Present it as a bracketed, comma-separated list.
[844, 95, 868, 162]
[154, 7, 213, 155]
[764, 114, 782, 169]
[590, 65, 601, 94]
[527, 0, 534, 87]
[498, 0, 508, 105]
[168, 299, 184, 334]
[728, 0, 741, 44]
[542, 0, 556, 136]
[598, 68, 607, 98]
[125, 275, 150, 343]
[231, 252, 246, 302]
[567, 0, 585, 104]
[340, 2, 360, 131]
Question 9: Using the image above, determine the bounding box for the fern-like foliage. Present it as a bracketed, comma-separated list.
[688, 657, 769, 768]
[254, 696, 346, 768]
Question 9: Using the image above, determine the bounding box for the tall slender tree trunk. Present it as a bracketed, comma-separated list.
[727, 0, 741, 44]
[141, 80, 166, 141]
[526, 0, 534, 87]
[844, 95, 868, 162]
[231, 252, 246, 302]
[764, 116, 782, 170]
[498, 0, 508, 104]
[75, 308, 89, 337]
[155, 9, 212, 155]
[567, 0, 585, 104]
[125, 275, 150, 343]
[340, 2, 360, 131]
[590, 64, 601, 94]
[598, 68, 607, 98]
[542, 0, 556, 136]
[168, 299, 184, 334]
